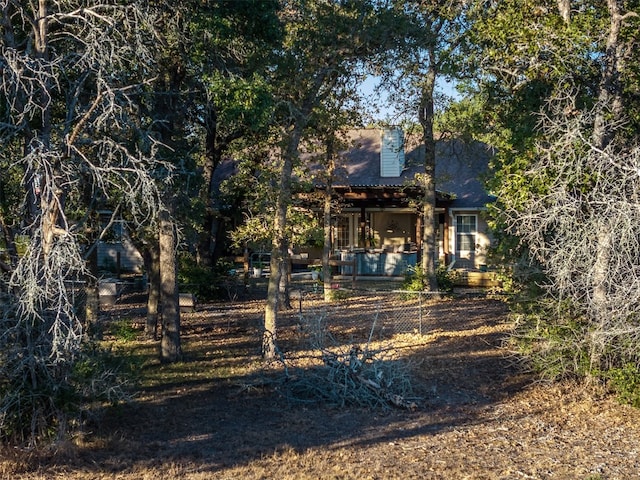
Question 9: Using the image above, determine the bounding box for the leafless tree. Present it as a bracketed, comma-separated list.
[503, 89, 640, 371]
[496, 1, 640, 376]
[0, 1, 168, 444]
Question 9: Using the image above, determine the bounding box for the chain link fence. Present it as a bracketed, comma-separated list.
[291, 287, 440, 338]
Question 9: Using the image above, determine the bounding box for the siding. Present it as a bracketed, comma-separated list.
[380, 128, 405, 177]
[97, 238, 143, 273]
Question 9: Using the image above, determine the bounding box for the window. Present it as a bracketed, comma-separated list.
[456, 215, 477, 253]
[335, 216, 350, 250]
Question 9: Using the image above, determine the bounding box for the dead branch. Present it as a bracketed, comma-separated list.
[280, 309, 421, 410]
[501, 86, 640, 369]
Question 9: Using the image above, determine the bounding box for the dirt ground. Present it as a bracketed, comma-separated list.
[5, 292, 640, 480]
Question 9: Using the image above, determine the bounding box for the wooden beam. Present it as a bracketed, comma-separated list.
[341, 191, 409, 200]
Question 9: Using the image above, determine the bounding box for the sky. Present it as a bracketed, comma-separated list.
[358, 75, 462, 123]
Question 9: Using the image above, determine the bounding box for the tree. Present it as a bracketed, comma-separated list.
[470, 1, 640, 387]
[129, 2, 280, 345]
[144, 243, 161, 339]
[262, 0, 384, 359]
[0, 1, 166, 443]
[227, 141, 323, 292]
[305, 103, 361, 302]
[188, 0, 281, 268]
[159, 209, 181, 361]
[141, 6, 191, 361]
[379, 0, 472, 290]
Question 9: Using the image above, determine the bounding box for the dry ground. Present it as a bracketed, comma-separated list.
[4, 290, 640, 480]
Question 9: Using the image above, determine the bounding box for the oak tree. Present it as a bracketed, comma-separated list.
[262, 0, 384, 359]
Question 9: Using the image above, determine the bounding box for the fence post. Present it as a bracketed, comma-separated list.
[418, 291, 423, 335]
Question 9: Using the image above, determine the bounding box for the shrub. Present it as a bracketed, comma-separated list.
[178, 255, 237, 302]
[108, 319, 138, 342]
[402, 264, 457, 293]
[607, 363, 640, 408]
[509, 296, 640, 407]
[328, 288, 351, 301]
[435, 265, 458, 293]
[0, 336, 135, 445]
[401, 265, 426, 291]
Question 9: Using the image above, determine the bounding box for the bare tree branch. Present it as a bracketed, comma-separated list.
[0, 0, 169, 444]
[502, 88, 640, 366]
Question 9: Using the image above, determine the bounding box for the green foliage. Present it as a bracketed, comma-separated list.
[510, 299, 592, 380]
[401, 264, 458, 293]
[226, 163, 324, 251]
[71, 343, 142, 403]
[435, 265, 458, 293]
[108, 319, 139, 342]
[12, 235, 29, 257]
[510, 296, 640, 407]
[328, 288, 351, 301]
[0, 156, 23, 227]
[607, 364, 640, 408]
[188, 0, 282, 69]
[203, 72, 274, 136]
[484, 231, 548, 299]
[401, 265, 427, 291]
[0, 338, 135, 445]
[463, 1, 621, 257]
[178, 254, 236, 302]
[434, 95, 488, 142]
[469, 2, 640, 411]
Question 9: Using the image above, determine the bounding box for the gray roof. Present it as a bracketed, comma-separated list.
[318, 129, 495, 209]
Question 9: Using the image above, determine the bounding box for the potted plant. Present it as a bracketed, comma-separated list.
[310, 264, 322, 281]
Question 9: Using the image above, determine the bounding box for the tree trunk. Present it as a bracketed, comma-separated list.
[84, 247, 101, 339]
[322, 186, 333, 301]
[322, 141, 336, 302]
[144, 244, 160, 340]
[264, 240, 281, 359]
[197, 108, 243, 268]
[592, 0, 626, 150]
[557, 0, 571, 23]
[34, 0, 56, 254]
[159, 209, 181, 362]
[591, 227, 611, 319]
[418, 63, 439, 292]
[263, 126, 301, 359]
[197, 113, 219, 269]
[590, 0, 626, 321]
[279, 244, 292, 310]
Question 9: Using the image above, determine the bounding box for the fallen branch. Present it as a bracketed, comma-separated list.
[279, 313, 421, 410]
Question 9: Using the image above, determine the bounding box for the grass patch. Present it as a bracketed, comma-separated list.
[108, 319, 139, 342]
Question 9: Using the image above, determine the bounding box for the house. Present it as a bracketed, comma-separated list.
[95, 212, 144, 274]
[306, 128, 496, 275]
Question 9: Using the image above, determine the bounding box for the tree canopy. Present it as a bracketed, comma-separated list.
[3, 0, 640, 445]
[466, 0, 640, 387]
[0, 0, 168, 444]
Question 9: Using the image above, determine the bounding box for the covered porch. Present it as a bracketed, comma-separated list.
[327, 185, 454, 276]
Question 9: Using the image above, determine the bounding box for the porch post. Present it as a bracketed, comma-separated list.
[443, 209, 450, 266]
[359, 206, 366, 248]
[415, 214, 422, 262]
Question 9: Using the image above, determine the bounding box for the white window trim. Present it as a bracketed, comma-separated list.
[455, 214, 477, 252]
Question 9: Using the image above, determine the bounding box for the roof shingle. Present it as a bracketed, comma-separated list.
[312, 129, 495, 209]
